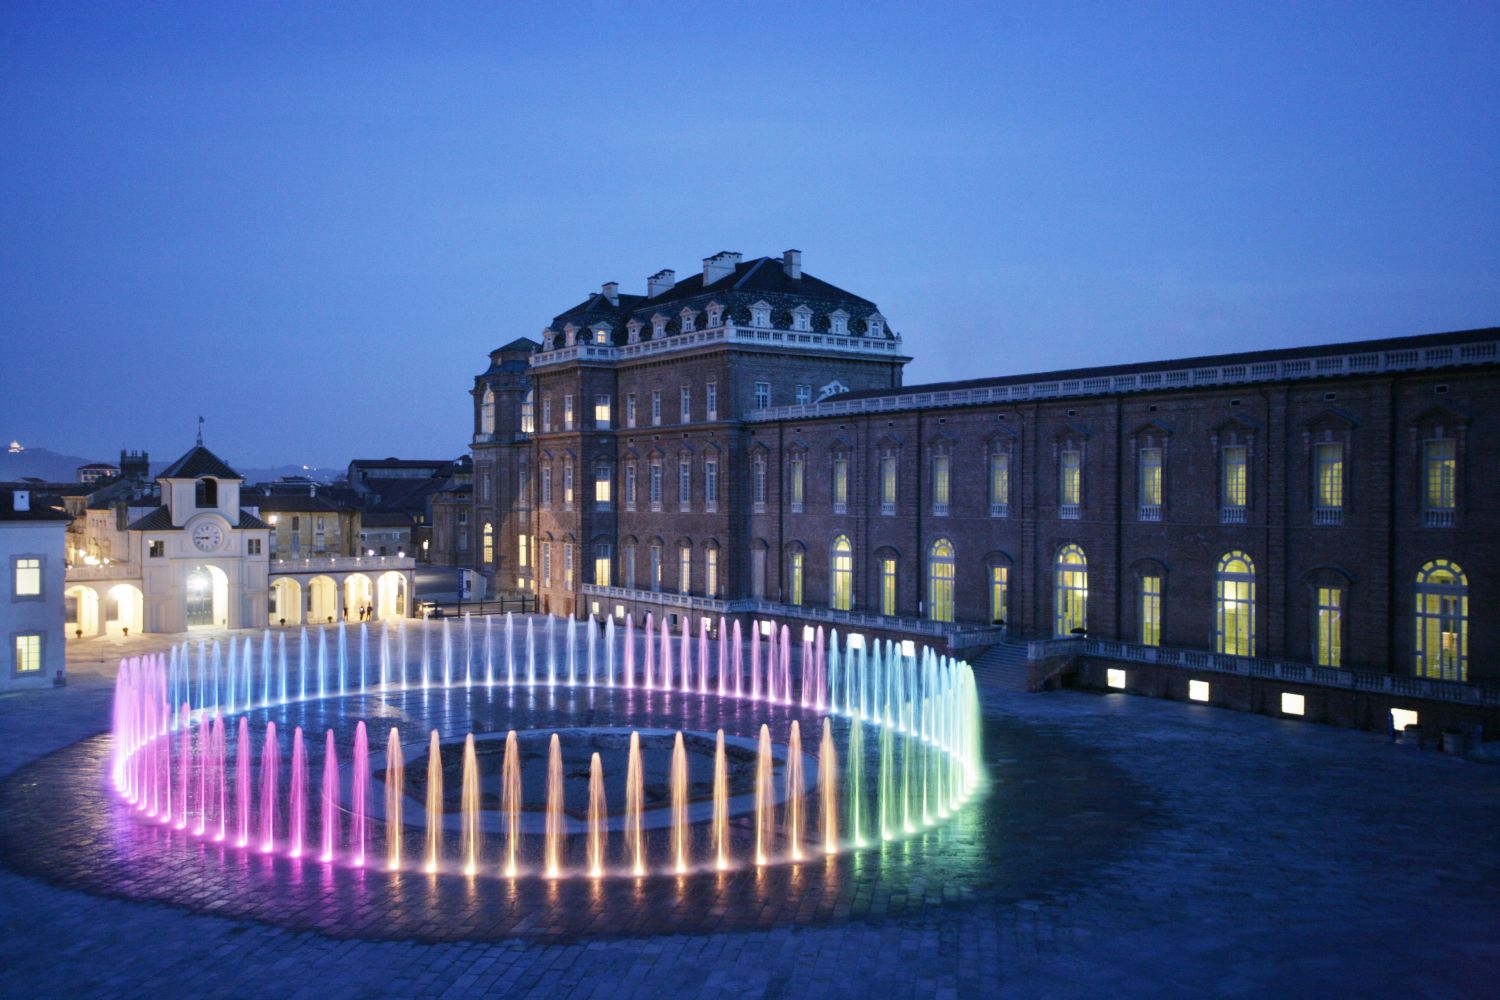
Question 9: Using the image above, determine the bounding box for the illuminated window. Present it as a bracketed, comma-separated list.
[830, 535, 853, 611]
[752, 454, 767, 513]
[678, 459, 691, 512]
[678, 543, 692, 594]
[563, 461, 574, 511]
[931, 453, 950, 516]
[594, 464, 611, 508]
[706, 382, 718, 421]
[624, 464, 637, 510]
[594, 394, 611, 429]
[13, 557, 41, 597]
[1138, 447, 1162, 519]
[593, 543, 611, 587]
[832, 455, 848, 513]
[481, 523, 494, 564]
[518, 533, 528, 568]
[563, 542, 574, 589]
[520, 390, 535, 434]
[1221, 445, 1248, 519]
[990, 564, 1009, 625]
[1281, 692, 1305, 716]
[1106, 668, 1126, 690]
[928, 538, 955, 623]
[649, 459, 662, 512]
[1215, 551, 1255, 656]
[563, 395, 574, 430]
[479, 387, 495, 435]
[754, 381, 770, 409]
[1414, 560, 1466, 681]
[1189, 679, 1210, 702]
[1316, 586, 1343, 667]
[14, 634, 42, 674]
[1059, 450, 1081, 516]
[1314, 442, 1343, 513]
[704, 458, 718, 512]
[788, 549, 805, 606]
[1054, 545, 1088, 637]
[594, 326, 608, 345]
[1139, 574, 1161, 646]
[880, 557, 897, 616]
[1423, 439, 1456, 513]
[989, 450, 1009, 517]
[705, 546, 718, 596]
[880, 450, 897, 515]
[789, 452, 805, 513]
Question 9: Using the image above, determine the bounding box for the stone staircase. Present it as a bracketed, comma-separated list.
[968, 639, 1032, 692]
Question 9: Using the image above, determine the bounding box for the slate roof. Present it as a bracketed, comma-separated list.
[545, 255, 886, 348]
[158, 445, 242, 481]
[0, 489, 72, 522]
[127, 507, 269, 531]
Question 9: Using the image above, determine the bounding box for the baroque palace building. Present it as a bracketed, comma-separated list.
[468, 250, 1498, 686]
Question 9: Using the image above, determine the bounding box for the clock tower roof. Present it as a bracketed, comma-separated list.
[158, 444, 242, 481]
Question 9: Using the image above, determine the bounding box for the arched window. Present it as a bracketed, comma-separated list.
[195, 477, 218, 509]
[1215, 551, 1256, 656]
[928, 538, 955, 623]
[1414, 560, 1467, 680]
[1054, 545, 1088, 636]
[989, 562, 1009, 625]
[481, 522, 494, 564]
[830, 535, 853, 611]
[520, 389, 535, 434]
[787, 545, 805, 606]
[480, 387, 496, 435]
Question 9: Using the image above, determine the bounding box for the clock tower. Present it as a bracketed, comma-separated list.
[129, 443, 271, 632]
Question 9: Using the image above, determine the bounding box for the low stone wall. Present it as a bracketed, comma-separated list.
[1068, 656, 1497, 745]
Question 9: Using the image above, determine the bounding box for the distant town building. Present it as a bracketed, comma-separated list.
[76, 461, 120, 484]
[1, 487, 70, 691]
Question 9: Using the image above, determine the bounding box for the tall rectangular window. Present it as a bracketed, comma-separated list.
[680, 386, 692, 423]
[704, 459, 718, 512]
[518, 465, 530, 509]
[594, 544, 611, 587]
[13, 557, 41, 597]
[880, 557, 897, 616]
[706, 382, 718, 421]
[14, 634, 41, 674]
[1423, 439, 1456, 512]
[832, 456, 848, 514]
[563, 395, 575, 430]
[542, 398, 552, 433]
[594, 394, 611, 429]
[651, 391, 662, 426]
[990, 565, 1009, 625]
[1314, 442, 1343, 523]
[1222, 445, 1248, 519]
[932, 454, 951, 516]
[789, 453, 805, 513]
[990, 451, 1009, 517]
[594, 464, 611, 508]
[705, 547, 718, 596]
[789, 551, 804, 606]
[563, 461, 574, 510]
[1138, 447, 1162, 520]
[540, 466, 552, 507]
[678, 459, 691, 512]
[649, 460, 663, 512]
[649, 543, 662, 591]
[880, 452, 897, 515]
[518, 533, 528, 568]
[541, 541, 552, 587]
[1059, 449, 1081, 516]
[678, 544, 692, 595]
[754, 381, 770, 409]
[1139, 575, 1161, 647]
[625, 393, 637, 428]
[624, 465, 637, 510]
[520, 391, 535, 434]
[1316, 586, 1343, 667]
[796, 384, 811, 405]
[753, 456, 767, 513]
[563, 542, 574, 589]
[622, 544, 635, 587]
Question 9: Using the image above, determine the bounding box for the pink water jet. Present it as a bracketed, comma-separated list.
[351, 722, 369, 866]
[289, 727, 307, 857]
[321, 729, 340, 863]
[259, 722, 279, 853]
[236, 717, 251, 847]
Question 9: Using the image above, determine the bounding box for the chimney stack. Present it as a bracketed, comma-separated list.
[782, 249, 802, 279]
[601, 281, 619, 306]
[702, 251, 742, 285]
[647, 269, 676, 297]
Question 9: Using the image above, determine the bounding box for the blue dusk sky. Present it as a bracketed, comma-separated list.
[2, 2, 1497, 469]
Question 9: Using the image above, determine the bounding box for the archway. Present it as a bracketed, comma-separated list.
[66, 585, 100, 637]
[308, 575, 338, 625]
[270, 577, 303, 626]
[185, 566, 228, 629]
[344, 573, 374, 622]
[376, 571, 408, 621]
[106, 583, 145, 635]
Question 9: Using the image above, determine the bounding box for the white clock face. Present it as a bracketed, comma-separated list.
[192, 522, 224, 552]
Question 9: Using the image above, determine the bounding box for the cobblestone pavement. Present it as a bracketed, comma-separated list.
[0, 630, 1497, 998]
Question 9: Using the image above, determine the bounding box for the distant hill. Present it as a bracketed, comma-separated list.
[0, 446, 341, 486]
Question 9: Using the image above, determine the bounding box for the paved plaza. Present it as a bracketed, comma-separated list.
[1, 629, 1497, 999]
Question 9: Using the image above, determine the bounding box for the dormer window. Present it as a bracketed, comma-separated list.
[706, 302, 723, 327]
[829, 309, 849, 336]
[680, 307, 697, 333]
[543, 328, 556, 350]
[626, 320, 642, 344]
[867, 313, 886, 338]
[592, 324, 610, 345]
[750, 301, 772, 329]
[651, 314, 667, 339]
[791, 305, 813, 332]
[563, 324, 578, 346]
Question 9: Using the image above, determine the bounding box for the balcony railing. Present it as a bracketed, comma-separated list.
[1059, 503, 1080, 520]
[880, 500, 896, 516]
[1137, 504, 1161, 522]
[990, 503, 1009, 518]
[531, 323, 907, 369]
[1312, 506, 1343, 526]
[1423, 508, 1455, 528]
[1220, 506, 1247, 524]
[269, 555, 415, 573]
